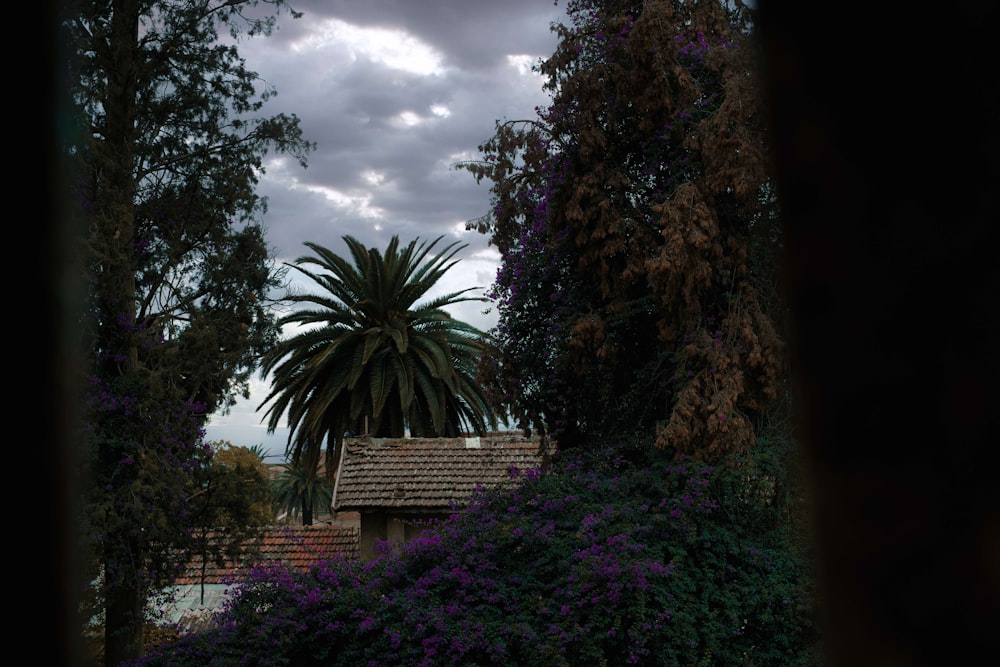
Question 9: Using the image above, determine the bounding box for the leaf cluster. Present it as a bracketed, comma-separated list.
[270, 457, 334, 526]
[459, 0, 783, 461]
[259, 235, 499, 478]
[133, 440, 821, 666]
[66, 1, 314, 662]
[67, 0, 315, 417]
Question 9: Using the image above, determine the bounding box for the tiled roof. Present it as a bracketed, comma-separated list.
[159, 525, 358, 633]
[332, 433, 545, 512]
[174, 524, 359, 586]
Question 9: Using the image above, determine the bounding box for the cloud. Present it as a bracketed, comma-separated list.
[204, 1, 567, 460]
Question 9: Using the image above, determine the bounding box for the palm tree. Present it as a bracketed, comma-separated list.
[258, 234, 498, 480]
[270, 453, 334, 526]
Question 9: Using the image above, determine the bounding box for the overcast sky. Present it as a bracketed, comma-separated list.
[203, 0, 569, 461]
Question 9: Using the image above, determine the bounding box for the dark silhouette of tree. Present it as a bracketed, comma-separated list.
[460, 0, 780, 460]
[259, 235, 497, 480]
[63, 1, 313, 663]
[271, 452, 334, 527]
[186, 443, 274, 603]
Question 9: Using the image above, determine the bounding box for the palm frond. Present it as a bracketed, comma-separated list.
[258, 234, 500, 466]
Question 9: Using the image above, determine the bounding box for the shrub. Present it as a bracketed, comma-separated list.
[132, 442, 820, 666]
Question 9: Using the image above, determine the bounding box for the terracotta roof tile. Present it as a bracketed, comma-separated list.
[332, 433, 545, 512]
[174, 525, 359, 585]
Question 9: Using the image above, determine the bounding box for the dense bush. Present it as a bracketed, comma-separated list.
[132, 441, 820, 666]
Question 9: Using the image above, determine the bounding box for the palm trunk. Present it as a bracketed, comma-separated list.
[302, 500, 314, 526]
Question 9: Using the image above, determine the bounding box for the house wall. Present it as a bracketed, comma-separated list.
[358, 511, 449, 561]
[359, 512, 387, 562]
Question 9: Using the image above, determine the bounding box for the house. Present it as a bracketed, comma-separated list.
[331, 432, 546, 561]
[161, 524, 359, 632]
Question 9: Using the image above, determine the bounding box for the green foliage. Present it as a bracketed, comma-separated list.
[270, 458, 334, 526]
[193, 442, 275, 529]
[244, 444, 268, 462]
[65, 0, 313, 663]
[259, 235, 498, 479]
[134, 441, 821, 666]
[79, 387, 212, 630]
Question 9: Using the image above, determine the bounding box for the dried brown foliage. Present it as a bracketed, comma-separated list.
[463, 0, 783, 461]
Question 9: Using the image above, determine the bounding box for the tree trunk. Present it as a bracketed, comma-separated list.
[105, 578, 144, 667]
[101, 2, 144, 665]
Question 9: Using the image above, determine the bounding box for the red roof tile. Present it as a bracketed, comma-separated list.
[175, 525, 359, 585]
[332, 433, 545, 512]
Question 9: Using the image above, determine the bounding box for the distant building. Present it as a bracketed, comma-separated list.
[332, 433, 546, 561]
[157, 432, 547, 630]
[161, 524, 359, 632]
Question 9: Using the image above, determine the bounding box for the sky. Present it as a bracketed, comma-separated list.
[202, 0, 570, 462]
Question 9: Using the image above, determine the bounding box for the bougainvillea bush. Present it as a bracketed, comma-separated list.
[133, 440, 820, 666]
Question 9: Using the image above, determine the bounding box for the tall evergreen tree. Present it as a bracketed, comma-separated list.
[259, 235, 498, 480]
[62, 1, 313, 664]
[460, 0, 781, 460]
